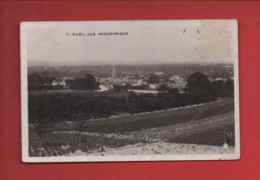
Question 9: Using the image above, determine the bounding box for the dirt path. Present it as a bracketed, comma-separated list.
[66, 142, 234, 156]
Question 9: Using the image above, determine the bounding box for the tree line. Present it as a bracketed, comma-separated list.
[28, 73, 99, 91]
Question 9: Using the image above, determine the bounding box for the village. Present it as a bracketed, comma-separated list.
[45, 65, 232, 94]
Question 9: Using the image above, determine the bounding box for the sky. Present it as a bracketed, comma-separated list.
[24, 20, 237, 66]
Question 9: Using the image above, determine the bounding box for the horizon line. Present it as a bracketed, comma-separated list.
[28, 62, 233, 67]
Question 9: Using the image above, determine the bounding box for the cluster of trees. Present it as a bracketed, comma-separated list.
[29, 93, 116, 124]
[126, 89, 183, 113]
[211, 78, 234, 98]
[147, 74, 161, 84]
[28, 74, 58, 91]
[28, 73, 99, 91]
[66, 74, 99, 90]
[187, 72, 234, 103]
[28, 73, 55, 86]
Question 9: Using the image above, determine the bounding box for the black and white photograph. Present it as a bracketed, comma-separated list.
[20, 20, 239, 162]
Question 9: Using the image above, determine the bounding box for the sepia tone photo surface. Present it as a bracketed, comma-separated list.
[20, 20, 239, 162]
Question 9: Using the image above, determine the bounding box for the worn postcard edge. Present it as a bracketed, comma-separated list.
[20, 20, 240, 163]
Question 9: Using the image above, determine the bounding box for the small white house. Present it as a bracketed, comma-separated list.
[52, 79, 66, 86]
[97, 84, 109, 92]
[149, 83, 159, 89]
[96, 84, 113, 92]
[170, 75, 186, 89]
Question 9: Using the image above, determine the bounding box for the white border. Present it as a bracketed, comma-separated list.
[20, 20, 240, 163]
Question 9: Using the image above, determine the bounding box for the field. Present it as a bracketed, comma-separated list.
[29, 98, 235, 157]
[53, 98, 234, 132]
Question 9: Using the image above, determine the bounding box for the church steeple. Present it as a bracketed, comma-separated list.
[112, 65, 116, 79]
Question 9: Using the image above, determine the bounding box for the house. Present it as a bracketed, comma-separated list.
[96, 84, 113, 92]
[51, 79, 66, 86]
[154, 72, 164, 76]
[132, 79, 144, 86]
[169, 75, 186, 89]
[149, 83, 159, 89]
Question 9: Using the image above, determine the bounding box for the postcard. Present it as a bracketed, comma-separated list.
[20, 20, 239, 162]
